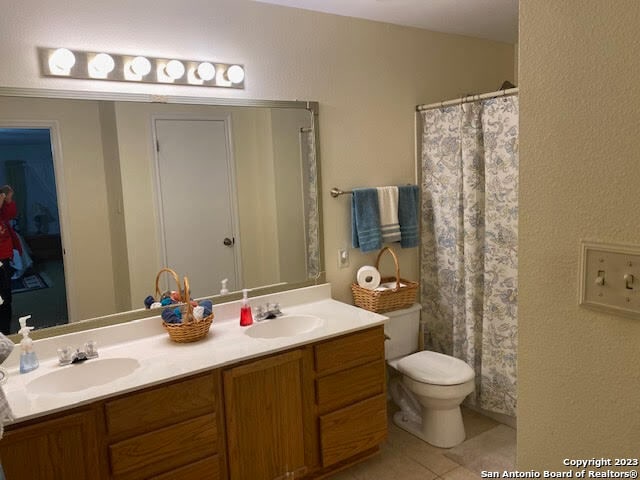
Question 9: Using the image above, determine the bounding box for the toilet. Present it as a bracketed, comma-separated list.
[385, 304, 475, 448]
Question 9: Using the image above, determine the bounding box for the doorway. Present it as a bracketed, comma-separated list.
[0, 128, 68, 331]
[153, 118, 241, 297]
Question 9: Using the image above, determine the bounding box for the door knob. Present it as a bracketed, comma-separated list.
[223, 237, 234, 246]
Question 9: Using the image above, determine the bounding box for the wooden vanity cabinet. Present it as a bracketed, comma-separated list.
[0, 370, 227, 480]
[0, 407, 100, 479]
[103, 370, 226, 480]
[223, 349, 313, 480]
[222, 326, 387, 480]
[0, 325, 387, 480]
[313, 326, 387, 470]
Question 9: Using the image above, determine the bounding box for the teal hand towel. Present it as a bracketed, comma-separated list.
[351, 188, 382, 252]
[398, 185, 419, 248]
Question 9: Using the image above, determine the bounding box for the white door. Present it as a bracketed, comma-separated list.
[154, 118, 239, 297]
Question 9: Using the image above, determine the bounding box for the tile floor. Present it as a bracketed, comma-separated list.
[327, 406, 514, 480]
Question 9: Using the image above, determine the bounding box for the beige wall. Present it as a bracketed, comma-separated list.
[519, 0, 640, 466]
[0, 0, 514, 308]
[0, 97, 116, 320]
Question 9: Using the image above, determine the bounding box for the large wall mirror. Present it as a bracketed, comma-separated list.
[0, 88, 323, 336]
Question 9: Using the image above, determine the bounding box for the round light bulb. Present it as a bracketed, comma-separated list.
[196, 62, 216, 81]
[130, 56, 151, 76]
[49, 48, 76, 74]
[88, 53, 115, 77]
[226, 65, 245, 84]
[165, 60, 185, 80]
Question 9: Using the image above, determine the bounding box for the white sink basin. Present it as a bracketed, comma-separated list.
[245, 314, 324, 339]
[27, 358, 140, 395]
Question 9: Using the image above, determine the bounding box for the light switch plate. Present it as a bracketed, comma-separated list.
[579, 240, 640, 319]
[338, 248, 350, 269]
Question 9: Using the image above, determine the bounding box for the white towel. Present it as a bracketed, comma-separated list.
[376, 186, 401, 243]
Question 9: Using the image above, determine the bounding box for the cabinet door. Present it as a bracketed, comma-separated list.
[224, 350, 306, 480]
[0, 409, 100, 480]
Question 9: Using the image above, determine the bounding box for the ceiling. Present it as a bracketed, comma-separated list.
[253, 0, 518, 44]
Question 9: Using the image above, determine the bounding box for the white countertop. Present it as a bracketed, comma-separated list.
[2, 284, 387, 425]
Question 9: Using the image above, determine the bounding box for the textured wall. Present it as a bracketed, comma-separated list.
[0, 0, 514, 305]
[519, 1, 640, 466]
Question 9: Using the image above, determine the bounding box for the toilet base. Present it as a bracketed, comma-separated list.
[392, 405, 466, 448]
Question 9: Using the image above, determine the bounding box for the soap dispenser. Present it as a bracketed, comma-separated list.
[18, 315, 39, 374]
[220, 278, 229, 295]
[239, 289, 253, 327]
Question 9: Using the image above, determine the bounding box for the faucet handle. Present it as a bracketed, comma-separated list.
[271, 303, 282, 315]
[84, 340, 99, 359]
[57, 346, 74, 365]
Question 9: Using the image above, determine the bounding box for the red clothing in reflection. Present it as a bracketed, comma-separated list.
[0, 201, 22, 259]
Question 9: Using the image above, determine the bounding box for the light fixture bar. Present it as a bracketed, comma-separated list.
[38, 47, 245, 89]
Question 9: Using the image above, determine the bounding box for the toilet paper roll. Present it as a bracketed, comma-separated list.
[357, 266, 381, 290]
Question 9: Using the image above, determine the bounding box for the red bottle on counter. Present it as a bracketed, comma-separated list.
[240, 288, 253, 327]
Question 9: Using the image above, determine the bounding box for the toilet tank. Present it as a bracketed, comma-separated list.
[383, 303, 422, 361]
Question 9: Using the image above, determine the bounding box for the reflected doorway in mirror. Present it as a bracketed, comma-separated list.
[153, 117, 241, 296]
[0, 127, 69, 331]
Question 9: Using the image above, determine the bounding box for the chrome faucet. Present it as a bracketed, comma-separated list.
[58, 341, 99, 366]
[253, 303, 283, 322]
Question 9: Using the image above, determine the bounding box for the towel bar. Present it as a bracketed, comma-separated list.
[330, 187, 353, 197]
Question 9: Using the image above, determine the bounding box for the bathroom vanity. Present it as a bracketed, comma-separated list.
[0, 285, 388, 479]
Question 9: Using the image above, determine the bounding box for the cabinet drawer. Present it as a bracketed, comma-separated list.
[314, 327, 384, 375]
[319, 394, 387, 467]
[109, 413, 217, 478]
[150, 454, 221, 480]
[316, 360, 385, 413]
[105, 372, 216, 438]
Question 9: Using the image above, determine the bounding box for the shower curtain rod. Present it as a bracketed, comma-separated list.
[416, 87, 518, 112]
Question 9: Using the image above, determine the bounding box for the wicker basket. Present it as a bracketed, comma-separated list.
[351, 247, 418, 313]
[156, 268, 214, 343]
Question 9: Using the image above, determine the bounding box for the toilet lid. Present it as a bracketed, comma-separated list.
[397, 351, 474, 386]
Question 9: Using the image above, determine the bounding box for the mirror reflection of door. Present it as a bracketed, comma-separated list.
[0, 128, 69, 332]
[154, 118, 240, 297]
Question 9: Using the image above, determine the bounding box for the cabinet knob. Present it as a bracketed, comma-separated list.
[624, 273, 634, 289]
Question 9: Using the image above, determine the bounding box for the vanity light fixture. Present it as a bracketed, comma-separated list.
[129, 56, 152, 77]
[48, 48, 76, 75]
[164, 59, 185, 80]
[196, 62, 216, 81]
[226, 65, 245, 84]
[88, 53, 115, 78]
[38, 47, 245, 89]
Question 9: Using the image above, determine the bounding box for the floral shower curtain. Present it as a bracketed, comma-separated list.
[420, 96, 518, 417]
